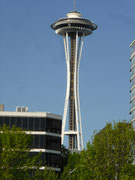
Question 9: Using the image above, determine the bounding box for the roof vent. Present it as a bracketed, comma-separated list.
[16, 106, 28, 112]
[0, 104, 4, 112]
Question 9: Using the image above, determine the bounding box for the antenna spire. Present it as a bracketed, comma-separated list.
[74, 0, 75, 10]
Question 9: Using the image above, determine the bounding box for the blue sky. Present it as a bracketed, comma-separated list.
[0, 0, 135, 147]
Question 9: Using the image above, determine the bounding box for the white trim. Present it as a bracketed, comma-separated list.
[30, 149, 61, 154]
[64, 131, 78, 135]
[0, 112, 62, 120]
[32, 166, 61, 172]
[25, 131, 61, 137]
[40, 166, 61, 172]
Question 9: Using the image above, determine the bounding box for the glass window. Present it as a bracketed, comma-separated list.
[45, 153, 60, 168]
[46, 119, 51, 132]
[4, 117, 9, 127]
[16, 117, 22, 128]
[22, 118, 27, 130]
[34, 118, 40, 131]
[40, 135, 45, 148]
[0, 117, 3, 127]
[41, 152, 45, 165]
[10, 117, 16, 128]
[46, 118, 61, 134]
[40, 118, 46, 131]
[29, 152, 45, 166]
[46, 135, 61, 151]
[29, 118, 34, 131]
[33, 135, 39, 148]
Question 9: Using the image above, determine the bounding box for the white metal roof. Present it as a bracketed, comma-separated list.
[0, 111, 62, 120]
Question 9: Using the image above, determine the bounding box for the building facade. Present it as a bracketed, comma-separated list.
[0, 105, 62, 172]
[130, 40, 135, 128]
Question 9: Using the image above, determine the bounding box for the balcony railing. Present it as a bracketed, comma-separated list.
[130, 106, 135, 114]
[131, 70, 135, 78]
[131, 93, 135, 99]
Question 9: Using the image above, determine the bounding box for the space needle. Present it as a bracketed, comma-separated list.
[51, 3, 97, 151]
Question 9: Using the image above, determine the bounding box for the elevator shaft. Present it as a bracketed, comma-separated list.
[69, 35, 76, 149]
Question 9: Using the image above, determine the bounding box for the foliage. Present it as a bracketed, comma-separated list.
[42, 166, 59, 180]
[33, 166, 59, 180]
[1, 121, 135, 180]
[60, 151, 81, 180]
[62, 121, 135, 180]
[0, 125, 41, 180]
[0, 124, 60, 180]
[61, 145, 70, 172]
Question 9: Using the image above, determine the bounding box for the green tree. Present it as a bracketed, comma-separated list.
[61, 145, 70, 172]
[60, 152, 80, 180]
[0, 125, 41, 180]
[79, 121, 135, 180]
[62, 121, 135, 180]
[33, 165, 59, 180]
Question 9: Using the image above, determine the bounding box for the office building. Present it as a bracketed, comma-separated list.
[130, 40, 135, 128]
[0, 105, 62, 172]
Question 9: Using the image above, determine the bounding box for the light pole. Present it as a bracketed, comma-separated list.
[69, 167, 77, 180]
[69, 165, 84, 180]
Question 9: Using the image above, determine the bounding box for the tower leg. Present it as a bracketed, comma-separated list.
[77, 35, 84, 149]
[62, 33, 70, 145]
[62, 32, 84, 151]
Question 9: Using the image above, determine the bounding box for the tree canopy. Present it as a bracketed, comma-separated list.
[1, 121, 135, 180]
[0, 125, 39, 179]
[0, 125, 58, 180]
[61, 121, 135, 180]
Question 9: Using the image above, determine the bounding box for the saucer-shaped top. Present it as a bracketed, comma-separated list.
[51, 11, 97, 36]
[66, 11, 82, 18]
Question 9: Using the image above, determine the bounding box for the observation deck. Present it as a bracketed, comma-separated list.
[51, 11, 97, 36]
